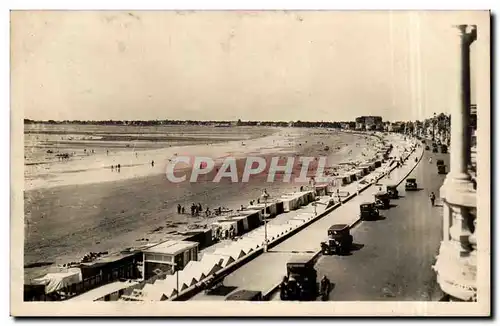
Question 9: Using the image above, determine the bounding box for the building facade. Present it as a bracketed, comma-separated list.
[355, 116, 383, 131]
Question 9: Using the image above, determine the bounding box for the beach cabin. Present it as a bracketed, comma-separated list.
[281, 193, 303, 212]
[302, 190, 315, 204]
[79, 251, 142, 286]
[314, 184, 328, 196]
[179, 229, 213, 251]
[238, 209, 263, 230]
[216, 215, 249, 236]
[355, 169, 365, 179]
[142, 240, 198, 280]
[333, 175, 350, 187]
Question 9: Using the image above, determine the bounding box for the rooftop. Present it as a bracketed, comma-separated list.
[68, 280, 139, 302]
[144, 240, 198, 256]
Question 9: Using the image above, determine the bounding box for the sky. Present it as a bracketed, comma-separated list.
[11, 11, 488, 122]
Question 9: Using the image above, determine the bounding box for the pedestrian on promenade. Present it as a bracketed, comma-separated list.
[430, 192, 436, 206]
[429, 157, 432, 164]
[177, 204, 181, 214]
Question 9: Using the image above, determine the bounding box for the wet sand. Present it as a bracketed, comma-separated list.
[24, 128, 383, 282]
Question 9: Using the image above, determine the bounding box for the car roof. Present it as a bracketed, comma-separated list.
[406, 178, 416, 181]
[287, 254, 316, 265]
[329, 224, 349, 231]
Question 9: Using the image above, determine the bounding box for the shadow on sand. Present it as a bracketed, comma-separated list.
[206, 285, 238, 296]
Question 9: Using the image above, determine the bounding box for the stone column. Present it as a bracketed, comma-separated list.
[435, 24, 477, 302]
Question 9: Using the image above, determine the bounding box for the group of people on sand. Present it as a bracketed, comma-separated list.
[177, 203, 231, 218]
[109, 160, 155, 172]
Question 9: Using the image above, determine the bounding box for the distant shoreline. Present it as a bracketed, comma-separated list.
[24, 119, 358, 129]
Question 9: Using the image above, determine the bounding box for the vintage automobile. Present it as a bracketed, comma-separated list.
[436, 159, 445, 167]
[280, 255, 318, 301]
[225, 290, 263, 301]
[321, 224, 353, 255]
[425, 145, 430, 150]
[441, 144, 448, 153]
[405, 178, 418, 190]
[432, 147, 439, 153]
[386, 184, 399, 199]
[437, 164, 447, 174]
[359, 202, 380, 220]
[374, 191, 391, 209]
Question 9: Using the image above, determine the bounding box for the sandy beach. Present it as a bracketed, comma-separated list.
[24, 125, 384, 282]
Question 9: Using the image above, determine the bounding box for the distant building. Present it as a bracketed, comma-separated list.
[355, 116, 383, 131]
[340, 122, 351, 130]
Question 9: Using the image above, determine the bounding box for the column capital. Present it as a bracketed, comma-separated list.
[453, 24, 477, 45]
[439, 176, 477, 208]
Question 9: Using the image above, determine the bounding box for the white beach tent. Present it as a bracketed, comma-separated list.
[154, 276, 180, 299]
[183, 261, 208, 282]
[198, 255, 224, 276]
[141, 283, 168, 301]
[288, 219, 303, 227]
[177, 269, 198, 289]
[213, 247, 246, 261]
[200, 253, 235, 268]
[33, 268, 83, 294]
[229, 240, 258, 254]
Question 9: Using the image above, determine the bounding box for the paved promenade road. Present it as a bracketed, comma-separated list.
[314, 146, 449, 301]
[206, 144, 422, 296]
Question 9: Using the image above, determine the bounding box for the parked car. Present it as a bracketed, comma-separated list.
[280, 255, 318, 301]
[405, 178, 418, 191]
[386, 185, 399, 199]
[374, 191, 391, 209]
[321, 224, 353, 256]
[359, 202, 380, 220]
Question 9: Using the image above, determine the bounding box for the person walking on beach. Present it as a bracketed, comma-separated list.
[117, 164, 121, 172]
[181, 206, 185, 214]
[151, 160, 155, 167]
[111, 165, 114, 171]
[177, 204, 181, 214]
[430, 192, 436, 206]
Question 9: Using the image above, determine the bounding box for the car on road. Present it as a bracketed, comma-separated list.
[359, 202, 380, 220]
[405, 178, 418, 190]
[374, 191, 391, 209]
[386, 184, 399, 199]
[432, 147, 439, 153]
[425, 145, 430, 150]
[441, 144, 448, 153]
[436, 160, 446, 174]
[321, 224, 353, 256]
[437, 164, 447, 174]
[225, 290, 263, 301]
[280, 255, 318, 301]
